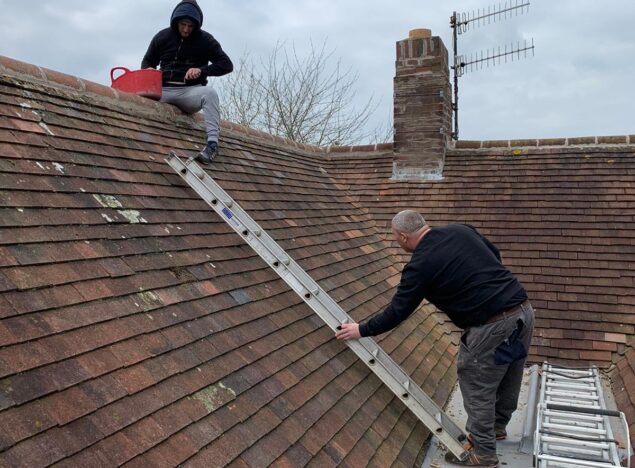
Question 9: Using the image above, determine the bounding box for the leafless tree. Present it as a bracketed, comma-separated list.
[218, 41, 387, 146]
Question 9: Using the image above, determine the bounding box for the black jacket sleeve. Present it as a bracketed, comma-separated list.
[141, 34, 160, 69]
[200, 35, 233, 77]
[359, 256, 431, 337]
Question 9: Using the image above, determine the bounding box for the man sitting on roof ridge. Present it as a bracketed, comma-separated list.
[142, 0, 233, 164]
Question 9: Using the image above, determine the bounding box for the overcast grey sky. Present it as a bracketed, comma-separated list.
[0, 1, 633, 141]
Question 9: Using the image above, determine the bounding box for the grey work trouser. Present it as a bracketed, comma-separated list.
[161, 85, 220, 143]
[457, 302, 535, 455]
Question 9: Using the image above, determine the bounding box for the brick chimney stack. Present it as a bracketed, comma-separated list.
[392, 29, 452, 180]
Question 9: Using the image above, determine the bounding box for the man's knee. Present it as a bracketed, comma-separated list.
[201, 86, 219, 104]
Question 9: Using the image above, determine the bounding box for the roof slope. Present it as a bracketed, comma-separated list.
[328, 144, 635, 368]
[0, 59, 456, 467]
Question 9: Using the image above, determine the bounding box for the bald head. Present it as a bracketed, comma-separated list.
[392, 210, 426, 235]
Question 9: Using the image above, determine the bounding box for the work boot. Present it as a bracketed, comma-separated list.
[445, 447, 499, 467]
[195, 141, 218, 164]
[494, 428, 507, 440]
[465, 430, 507, 449]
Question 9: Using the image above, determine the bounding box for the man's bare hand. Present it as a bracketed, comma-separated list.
[335, 323, 361, 340]
[185, 68, 202, 80]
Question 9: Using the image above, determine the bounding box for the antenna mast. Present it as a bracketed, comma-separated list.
[450, 1, 535, 140]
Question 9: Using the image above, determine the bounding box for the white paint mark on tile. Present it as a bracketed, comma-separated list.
[19, 102, 32, 109]
[52, 163, 64, 173]
[17, 208, 24, 213]
[39, 122, 55, 136]
[36, 162, 46, 169]
[101, 213, 114, 223]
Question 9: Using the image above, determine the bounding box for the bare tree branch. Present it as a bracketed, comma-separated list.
[217, 40, 381, 146]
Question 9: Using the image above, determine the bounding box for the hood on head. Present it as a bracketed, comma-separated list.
[170, 0, 204, 31]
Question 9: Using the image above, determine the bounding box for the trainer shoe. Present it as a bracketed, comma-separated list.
[195, 141, 218, 164]
[445, 447, 499, 467]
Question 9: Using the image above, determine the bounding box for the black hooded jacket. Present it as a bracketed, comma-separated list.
[141, 0, 233, 86]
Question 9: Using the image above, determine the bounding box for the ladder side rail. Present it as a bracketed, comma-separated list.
[535, 363, 549, 465]
[166, 154, 469, 458]
[593, 368, 623, 466]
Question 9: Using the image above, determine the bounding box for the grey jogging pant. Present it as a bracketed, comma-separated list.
[457, 303, 535, 455]
[161, 85, 220, 143]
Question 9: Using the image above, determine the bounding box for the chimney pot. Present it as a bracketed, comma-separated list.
[409, 29, 432, 39]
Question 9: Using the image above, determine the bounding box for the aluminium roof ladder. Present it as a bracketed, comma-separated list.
[534, 362, 631, 467]
[166, 152, 470, 461]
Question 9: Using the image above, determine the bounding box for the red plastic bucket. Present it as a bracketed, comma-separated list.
[110, 67, 162, 100]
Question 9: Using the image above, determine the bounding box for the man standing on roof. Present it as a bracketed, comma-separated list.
[336, 210, 534, 468]
[142, 0, 233, 164]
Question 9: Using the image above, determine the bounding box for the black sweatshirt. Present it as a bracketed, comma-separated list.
[359, 224, 527, 336]
[141, 1, 232, 86]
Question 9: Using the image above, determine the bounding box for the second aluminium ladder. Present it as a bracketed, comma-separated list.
[166, 152, 469, 461]
[534, 362, 631, 467]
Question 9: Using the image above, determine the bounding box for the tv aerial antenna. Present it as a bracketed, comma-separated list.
[450, 1, 535, 139]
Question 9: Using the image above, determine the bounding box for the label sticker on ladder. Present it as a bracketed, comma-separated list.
[222, 207, 240, 228]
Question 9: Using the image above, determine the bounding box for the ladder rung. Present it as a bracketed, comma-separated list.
[542, 422, 606, 435]
[541, 435, 611, 449]
[547, 376, 595, 383]
[545, 390, 598, 400]
[543, 410, 603, 422]
[544, 419, 602, 430]
[545, 367, 594, 376]
[537, 454, 620, 468]
[547, 382, 596, 390]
